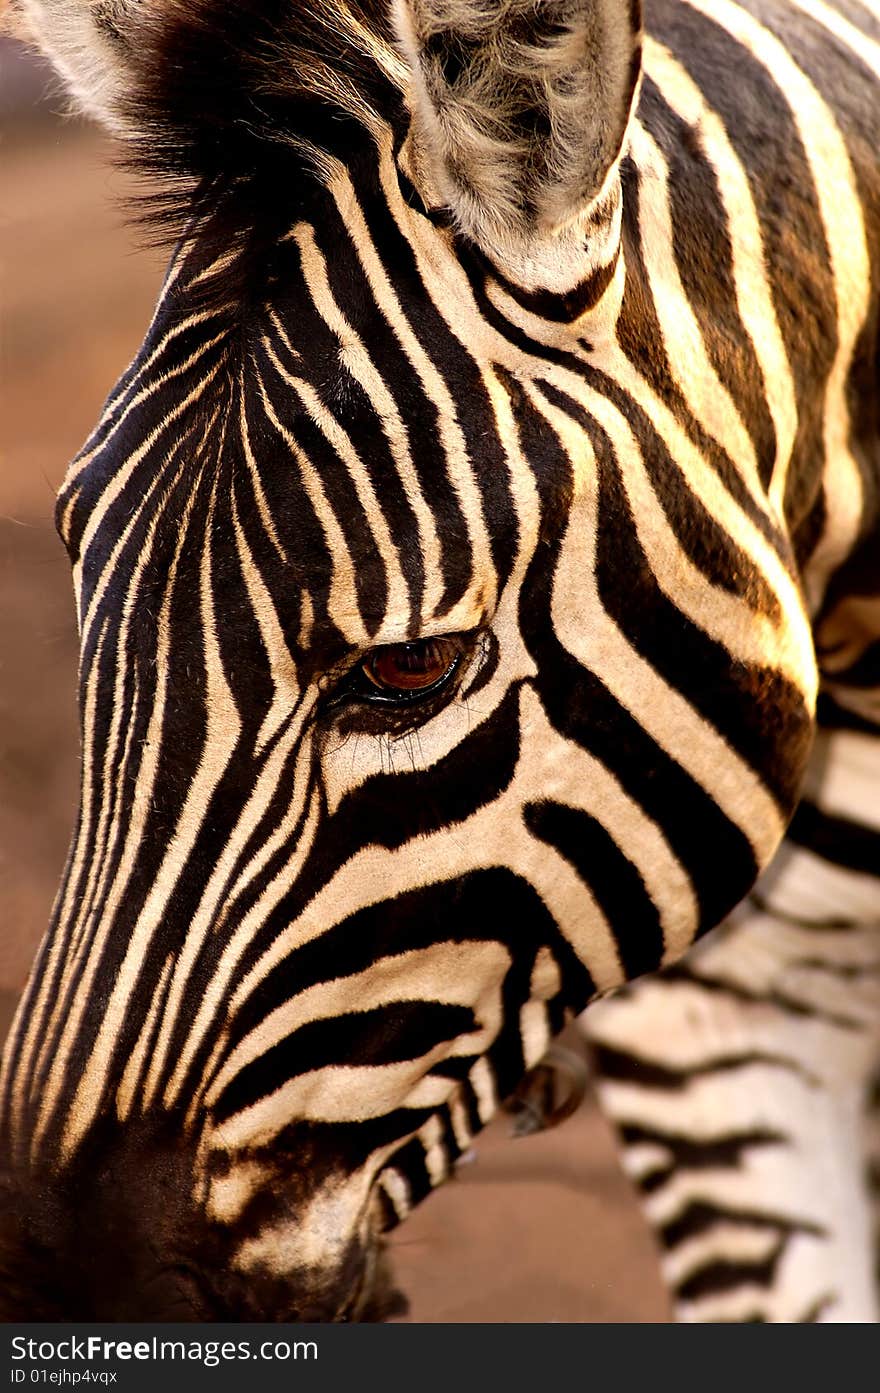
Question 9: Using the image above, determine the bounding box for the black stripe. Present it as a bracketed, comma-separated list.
[648, 0, 837, 539]
[614, 157, 796, 557]
[638, 76, 778, 488]
[536, 374, 783, 613]
[659, 963, 865, 1031]
[787, 800, 880, 877]
[514, 387, 762, 934]
[524, 800, 665, 978]
[458, 239, 621, 323]
[660, 1199, 825, 1250]
[263, 233, 424, 632]
[320, 182, 521, 612]
[212, 1001, 478, 1123]
[224, 870, 595, 1108]
[675, 1241, 785, 1300]
[593, 1042, 820, 1090]
[620, 1121, 786, 1171]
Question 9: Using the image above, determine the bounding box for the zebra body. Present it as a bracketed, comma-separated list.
[1, 0, 878, 1320]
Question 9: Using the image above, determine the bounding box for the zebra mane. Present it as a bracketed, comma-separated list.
[123, 2, 406, 170]
[14, 1, 410, 239]
[119, 3, 417, 316]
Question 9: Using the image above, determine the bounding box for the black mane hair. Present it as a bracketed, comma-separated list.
[98, 2, 411, 318]
[115, 0, 405, 184]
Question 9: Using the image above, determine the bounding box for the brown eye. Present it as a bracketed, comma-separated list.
[361, 638, 460, 697]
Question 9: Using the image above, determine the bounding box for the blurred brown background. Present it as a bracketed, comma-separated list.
[1, 37, 167, 1029]
[0, 35, 669, 1322]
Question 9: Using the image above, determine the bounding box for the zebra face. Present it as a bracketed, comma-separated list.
[2, 0, 820, 1320]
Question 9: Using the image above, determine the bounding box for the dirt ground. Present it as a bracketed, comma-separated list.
[0, 96, 670, 1322]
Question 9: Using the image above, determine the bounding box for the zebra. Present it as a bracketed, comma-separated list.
[1, 0, 878, 1323]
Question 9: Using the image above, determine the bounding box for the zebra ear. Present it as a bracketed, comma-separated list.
[10, 1, 148, 132]
[394, 0, 642, 276]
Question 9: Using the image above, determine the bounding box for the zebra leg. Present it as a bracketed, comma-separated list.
[581, 895, 880, 1323]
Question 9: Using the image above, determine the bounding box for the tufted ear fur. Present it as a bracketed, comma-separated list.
[10, 1, 146, 132]
[394, 0, 642, 276]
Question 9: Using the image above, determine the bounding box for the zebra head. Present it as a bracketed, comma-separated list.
[1, 0, 817, 1320]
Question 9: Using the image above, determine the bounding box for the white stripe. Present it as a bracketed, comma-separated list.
[684, 0, 871, 610]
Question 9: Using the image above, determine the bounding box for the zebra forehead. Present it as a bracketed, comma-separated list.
[63, 205, 554, 655]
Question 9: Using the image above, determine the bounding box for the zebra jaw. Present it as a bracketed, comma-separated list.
[0, 1118, 403, 1321]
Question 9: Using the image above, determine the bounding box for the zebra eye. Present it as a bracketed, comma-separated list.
[358, 638, 461, 701]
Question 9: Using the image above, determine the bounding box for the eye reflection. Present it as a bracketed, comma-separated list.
[360, 637, 461, 696]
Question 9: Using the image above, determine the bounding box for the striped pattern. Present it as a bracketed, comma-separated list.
[587, 731, 880, 1319]
[1, 0, 878, 1321]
